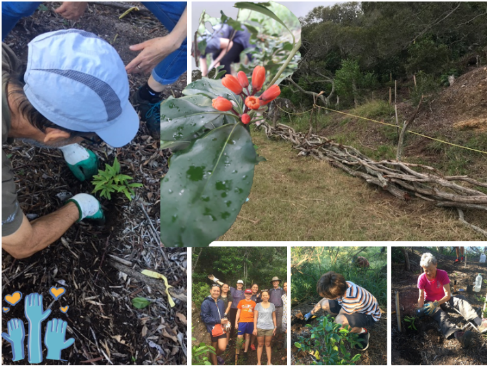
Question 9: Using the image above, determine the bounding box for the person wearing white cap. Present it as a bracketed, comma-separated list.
[2, 29, 139, 259]
[2, 2, 187, 134]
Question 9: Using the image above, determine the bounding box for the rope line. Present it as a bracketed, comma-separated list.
[274, 103, 487, 155]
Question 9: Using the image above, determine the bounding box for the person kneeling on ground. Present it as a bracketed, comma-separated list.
[417, 253, 487, 348]
[201, 284, 229, 365]
[304, 271, 381, 351]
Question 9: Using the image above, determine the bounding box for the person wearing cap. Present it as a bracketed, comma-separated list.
[209, 274, 245, 338]
[199, 23, 253, 77]
[235, 289, 256, 361]
[268, 276, 286, 348]
[2, 2, 187, 134]
[2, 29, 139, 259]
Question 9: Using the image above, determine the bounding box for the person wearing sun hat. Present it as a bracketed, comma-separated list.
[268, 276, 286, 348]
[2, 29, 139, 259]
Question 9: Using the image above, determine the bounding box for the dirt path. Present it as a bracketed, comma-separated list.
[222, 132, 485, 241]
[391, 247, 487, 365]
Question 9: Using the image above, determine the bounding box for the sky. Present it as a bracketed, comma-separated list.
[190, 1, 341, 70]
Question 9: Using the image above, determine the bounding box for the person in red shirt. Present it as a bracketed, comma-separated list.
[235, 289, 256, 361]
[418, 252, 487, 348]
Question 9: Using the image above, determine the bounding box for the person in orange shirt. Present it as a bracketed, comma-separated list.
[235, 289, 256, 361]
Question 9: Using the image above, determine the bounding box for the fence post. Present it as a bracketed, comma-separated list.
[395, 291, 402, 332]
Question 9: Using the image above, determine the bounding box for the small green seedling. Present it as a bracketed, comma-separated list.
[404, 316, 417, 331]
[92, 157, 143, 200]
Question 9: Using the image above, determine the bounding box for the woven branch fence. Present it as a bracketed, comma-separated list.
[259, 122, 487, 237]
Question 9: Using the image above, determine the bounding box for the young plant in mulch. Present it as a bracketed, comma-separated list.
[294, 315, 361, 365]
[92, 156, 143, 200]
[404, 316, 418, 331]
[159, 2, 301, 246]
[192, 331, 216, 365]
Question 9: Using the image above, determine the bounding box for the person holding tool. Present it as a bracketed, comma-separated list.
[199, 23, 252, 77]
[304, 272, 381, 351]
[1, 1, 187, 259]
[416, 253, 487, 348]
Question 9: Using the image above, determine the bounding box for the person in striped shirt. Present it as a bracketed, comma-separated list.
[304, 271, 381, 350]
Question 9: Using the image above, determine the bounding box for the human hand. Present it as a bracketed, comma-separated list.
[424, 301, 438, 315]
[45, 319, 75, 360]
[253, 329, 257, 336]
[1, 319, 25, 361]
[67, 194, 104, 222]
[59, 144, 99, 182]
[273, 327, 276, 336]
[304, 312, 313, 321]
[221, 319, 228, 325]
[54, 2, 88, 20]
[126, 36, 181, 74]
[25, 293, 51, 364]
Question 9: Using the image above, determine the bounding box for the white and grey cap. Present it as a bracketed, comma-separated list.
[23, 29, 139, 147]
[237, 280, 244, 284]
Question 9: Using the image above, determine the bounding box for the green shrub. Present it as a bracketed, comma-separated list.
[92, 157, 142, 200]
[192, 335, 215, 365]
[295, 315, 361, 365]
[350, 100, 394, 119]
[193, 282, 210, 309]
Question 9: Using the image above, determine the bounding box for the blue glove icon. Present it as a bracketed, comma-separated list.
[45, 319, 75, 360]
[1, 319, 25, 361]
[304, 312, 313, 321]
[25, 293, 51, 364]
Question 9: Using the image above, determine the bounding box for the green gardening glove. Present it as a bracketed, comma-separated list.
[59, 144, 99, 182]
[67, 193, 104, 222]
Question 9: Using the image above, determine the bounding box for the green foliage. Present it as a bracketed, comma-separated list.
[92, 157, 142, 200]
[335, 59, 361, 101]
[131, 297, 151, 309]
[294, 315, 361, 365]
[406, 37, 449, 75]
[193, 282, 212, 309]
[409, 71, 440, 106]
[292, 247, 386, 306]
[193, 247, 287, 307]
[192, 334, 216, 365]
[350, 100, 394, 119]
[404, 316, 417, 331]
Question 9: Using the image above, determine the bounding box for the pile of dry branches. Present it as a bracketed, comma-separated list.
[260, 122, 487, 237]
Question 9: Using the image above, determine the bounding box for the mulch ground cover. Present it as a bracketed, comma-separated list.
[2, 3, 187, 364]
[391, 247, 487, 365]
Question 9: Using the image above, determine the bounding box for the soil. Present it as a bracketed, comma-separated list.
[290, 304, 387, 365]
[2, 3, 187, 365]
[192, 303, 287, 365]
[391, 247, 487, 365]
[320, 66, 487, 180]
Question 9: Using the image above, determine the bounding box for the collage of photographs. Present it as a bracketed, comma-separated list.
[192, 246, 486, 366]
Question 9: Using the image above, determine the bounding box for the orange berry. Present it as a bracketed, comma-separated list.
[241, 113, 251, 124]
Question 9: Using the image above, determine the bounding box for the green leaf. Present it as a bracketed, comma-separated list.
[294, 342, 302, 349]
[183, 78, 239, 103]
[132, 297, 151, 309]
[129, 183, 144, 188]
[160, 124, 257, 247]
[113, 157, 121, 174]
[160, 94, 238, 151]
[351, 354, 361, 362]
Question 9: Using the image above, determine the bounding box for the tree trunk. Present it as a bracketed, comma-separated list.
[401, 247, 410, 271]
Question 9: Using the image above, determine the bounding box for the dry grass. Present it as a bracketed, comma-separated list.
[221, 131, 486, 241]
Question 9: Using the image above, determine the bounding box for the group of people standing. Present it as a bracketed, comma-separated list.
[201, 275, 287, 365]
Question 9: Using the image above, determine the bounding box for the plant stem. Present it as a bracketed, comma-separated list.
[268, 38, 302, 87]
